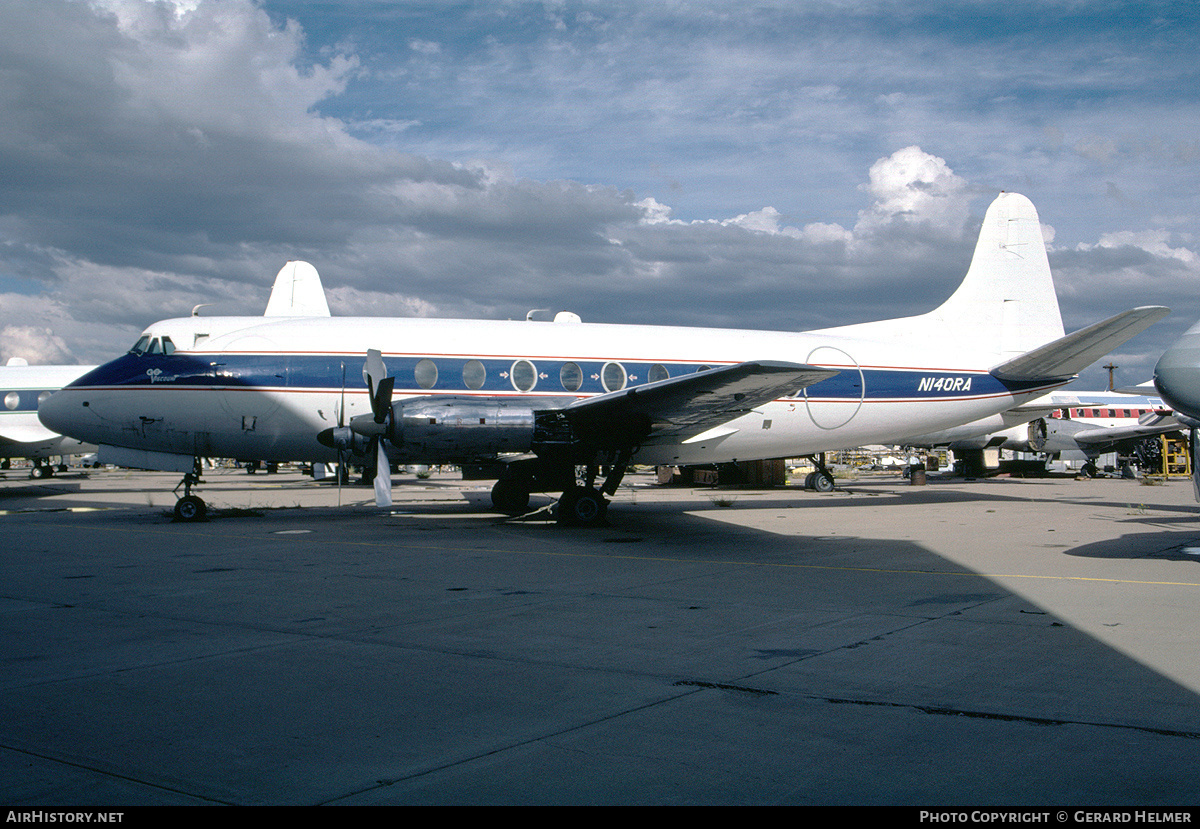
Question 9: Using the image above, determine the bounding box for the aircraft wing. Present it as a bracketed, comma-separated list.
[547, 361, 839, 446]
[1112, 381, 1160, 396]
[0, 422, 61, 445]
[990, 306, 1169, 382]
[1070, 413, 1184, 454]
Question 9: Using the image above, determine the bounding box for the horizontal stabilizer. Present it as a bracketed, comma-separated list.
[990, 306, 1169, 382]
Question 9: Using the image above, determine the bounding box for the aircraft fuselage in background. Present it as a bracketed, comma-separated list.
[1, 360, 96, 475]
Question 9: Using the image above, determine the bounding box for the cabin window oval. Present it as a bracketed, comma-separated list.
[462, 360, 486, 390]
[649, 364, 670, 383]
[560, 362, 583, 392]
[4, 392, 18, 410]
[601, 361, 627, 392]
[510, 360, 537, 392]
[414, 359, 438, 390]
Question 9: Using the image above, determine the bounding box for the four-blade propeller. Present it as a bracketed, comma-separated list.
[316, 349, 394, 507]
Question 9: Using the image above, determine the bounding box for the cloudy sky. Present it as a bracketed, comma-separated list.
[2, 0, 1199, 390]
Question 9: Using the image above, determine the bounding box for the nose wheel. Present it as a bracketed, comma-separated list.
[172, 458, 207, 521]
[174, 494, 207, 521]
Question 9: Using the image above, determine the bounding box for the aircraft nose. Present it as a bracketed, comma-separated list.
[1154, 322, 1200, 421]
[38, 388, 82, 437]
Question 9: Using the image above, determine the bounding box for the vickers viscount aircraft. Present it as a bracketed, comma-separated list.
[1, 358, 96, 477]
[40, 192, 1169, 524]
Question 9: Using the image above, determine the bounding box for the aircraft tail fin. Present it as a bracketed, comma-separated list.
[264, 261, 331, 317]
[925, 192, 1065, 359]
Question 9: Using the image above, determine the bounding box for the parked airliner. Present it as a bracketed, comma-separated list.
[1, 358, 95, 477]
[900, 390, 1181, 476]
[40, 192, 1168, 524]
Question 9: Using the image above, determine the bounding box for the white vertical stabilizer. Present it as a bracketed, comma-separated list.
[264, 261, 331, 317]
[821, 192, 1067, 361]
[924, 192, 1065, 358]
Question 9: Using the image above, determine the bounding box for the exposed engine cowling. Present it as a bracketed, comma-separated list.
[1006, 417, 1092, 454]
[1026, 418, 1048, 452]
[390, 396, 537, 460]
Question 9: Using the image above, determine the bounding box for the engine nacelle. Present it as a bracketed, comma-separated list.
[1026, 418, 1048, 452]
[391, 396, 536, 461]
[1000, 417, 1091, 453]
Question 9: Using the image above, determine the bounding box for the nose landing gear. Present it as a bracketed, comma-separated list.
[172, 458, 207, 521]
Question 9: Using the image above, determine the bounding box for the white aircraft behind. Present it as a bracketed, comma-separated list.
[39, 192, 1169, 523]
[1, 358, 96, 477]
[4, 262, 329, 480]
[900, 390, 1182, 476]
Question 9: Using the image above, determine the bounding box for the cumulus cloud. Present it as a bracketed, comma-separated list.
[854, 146, 971, 239]
[0, 0, 1195, 393]
[0, 325, 74, 365]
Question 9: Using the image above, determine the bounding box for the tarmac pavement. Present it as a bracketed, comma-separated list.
[2, 465, 1200, 806]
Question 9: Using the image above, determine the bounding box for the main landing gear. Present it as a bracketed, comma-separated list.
[490, 478, 610, 526]
[557, 485, 608, 526]
[802, 453, 836, 492]
[172, 458, 207, 522]
[490, 451, 629, 527]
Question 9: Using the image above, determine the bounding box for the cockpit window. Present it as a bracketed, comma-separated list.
[146, 338, 163, 355]
[161, 337, 176, 355]
[130, 335, 151, 355]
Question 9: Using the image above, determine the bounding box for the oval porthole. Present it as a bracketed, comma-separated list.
[560, 361, 583, 392]
[37, 391, 51, 405]
[601, 361, 627, 392]
[649, 364, 670, 383]
[414, 358, 438, 390]
[462, 360, 486, 390]
[511, 360, 537, 392]
[4, 392, 18, 411]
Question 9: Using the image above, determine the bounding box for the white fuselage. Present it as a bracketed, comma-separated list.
[39, 314, 1062, 467]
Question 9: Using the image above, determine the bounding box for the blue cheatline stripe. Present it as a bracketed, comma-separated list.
[0, 389, 57, 413]
[68, 353, 1053, 401]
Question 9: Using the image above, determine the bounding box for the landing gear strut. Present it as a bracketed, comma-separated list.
[802, 453, 835, 492]
[554, 448, 630, 526]
[172, 458, 207, 521]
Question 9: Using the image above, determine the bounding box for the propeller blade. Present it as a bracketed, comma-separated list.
[361, 348, 394, 507]
[374, 439, 392, 507]
[373, 377, 395, 423]
[364, 349, 387, 396]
